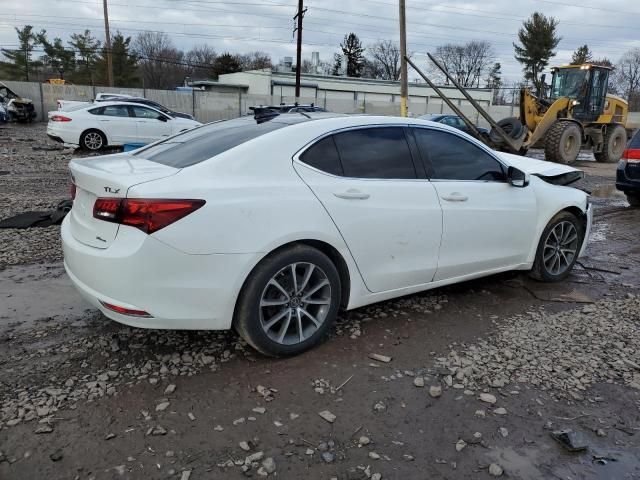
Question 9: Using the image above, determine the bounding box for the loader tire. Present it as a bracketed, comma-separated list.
[544, 120, 582, 164]
[594, 124, 626, 163]
[489, 117, 523, 143]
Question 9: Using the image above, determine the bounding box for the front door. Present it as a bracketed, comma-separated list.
[294, 126, 443, 293]
[130, 105, 172, 143]
[412, 127, 538, 281]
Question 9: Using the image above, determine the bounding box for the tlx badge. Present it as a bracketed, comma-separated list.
[104, 187, 120, 194]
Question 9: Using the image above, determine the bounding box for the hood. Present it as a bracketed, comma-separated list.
[496, 152, 584, 186]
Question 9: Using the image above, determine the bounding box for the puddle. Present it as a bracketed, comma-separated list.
[590, 184, 626, 199]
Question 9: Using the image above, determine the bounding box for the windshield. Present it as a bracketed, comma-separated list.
[550, 68, 590, 99]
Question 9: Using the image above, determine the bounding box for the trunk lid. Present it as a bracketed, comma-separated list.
[68, 152, 179, 248]
[497, 152, 584, 185]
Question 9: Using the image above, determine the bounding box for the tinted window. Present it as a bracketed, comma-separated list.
[131, 105, 162, 119]
[413, 128, 505, 181]
[629, 130, 640, 149]
[333, 127, 416, 179]
[300, 136, 343, 176]
[136, 117, 296, 168]
[102, 105, 130, 117]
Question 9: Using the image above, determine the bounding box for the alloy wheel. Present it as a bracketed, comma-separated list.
[84, 132, 103, 150]
[542, 221, 579, 275]
[259, 262, 332, 345]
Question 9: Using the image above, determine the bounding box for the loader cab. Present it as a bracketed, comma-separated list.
[548, 65, 610, 122]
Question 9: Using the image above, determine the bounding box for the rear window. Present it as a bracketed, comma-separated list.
[629, 130, 640, 149]
[135, 118, 296, 168]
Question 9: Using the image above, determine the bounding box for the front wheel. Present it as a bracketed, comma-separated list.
[530, 211, 585, 282]
[234, 245, 341, 357]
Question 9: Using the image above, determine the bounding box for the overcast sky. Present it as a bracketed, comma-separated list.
[1, 0, 639, 82]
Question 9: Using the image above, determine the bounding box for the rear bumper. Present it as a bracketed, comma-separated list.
[61, 216, 260, 330]
[616, 162, 640, 193]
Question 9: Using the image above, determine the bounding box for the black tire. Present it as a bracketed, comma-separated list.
[594, 124, 627, 163]
[545, 121, 582, 164]
[80, 129, 107, 151]
[490, 117, 524, 143]
[627, 193, 640, 207]
[234, 244, 341, 357]
[530, 211, 585, 282]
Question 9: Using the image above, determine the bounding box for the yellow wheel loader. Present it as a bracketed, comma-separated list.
[406, 55, 629, 165]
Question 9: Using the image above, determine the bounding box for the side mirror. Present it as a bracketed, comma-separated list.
[507, 166, 529, 188]
[157, 115, 168, 122]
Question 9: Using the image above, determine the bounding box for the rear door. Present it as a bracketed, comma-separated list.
[130, 105, 172, 143]
[412, 127, 537, 280]
[94, 104, 137, 144]
[294, 126, 443, 293]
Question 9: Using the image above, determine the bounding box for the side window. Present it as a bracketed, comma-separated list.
[132, 106, 162, 119]
[333, 127, 416, 179]
[453, 117, 466, 128]
[413, 128, 505, 181]
[102, 105, 130, 117]
[300, 136, 343, 176]
[88, 107, 104, 115]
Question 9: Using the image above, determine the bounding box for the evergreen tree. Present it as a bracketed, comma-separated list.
[0, 25, 44, 80]
[38, 34, 76, 80]
[69, 30, 101, 85]
[331, 53, 343, 76]
[212, 53, 241, 79]
[340, 33, 365, 77]
[96, 32, 138, 86]
[513, 12, 561, 91]
[571, 44, 592, 65]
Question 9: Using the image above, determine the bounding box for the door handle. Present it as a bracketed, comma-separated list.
[441, 193, 468, 202]
[334, 189, 370, 200]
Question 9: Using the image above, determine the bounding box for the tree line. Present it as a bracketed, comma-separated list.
[1, 17, 639, 109]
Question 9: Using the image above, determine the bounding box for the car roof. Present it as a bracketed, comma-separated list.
[83, 100, 165, 112]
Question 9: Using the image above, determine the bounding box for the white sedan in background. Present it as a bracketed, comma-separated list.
[47, 101, 201, 150]
[62, 114, 592, 356]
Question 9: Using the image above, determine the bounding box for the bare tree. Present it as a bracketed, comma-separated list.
[133, 32, 186, 89]
[366, 40, 400, 80]
[238, 51, 272, 71]
[614, 48, 640, 110]
[430, 40, 495, 87]
[185, 44, 216, 80]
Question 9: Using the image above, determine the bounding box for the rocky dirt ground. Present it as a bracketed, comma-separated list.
[1, 122, 640, 480]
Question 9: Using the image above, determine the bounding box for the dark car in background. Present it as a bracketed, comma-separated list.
[616, 129, 640, 207]
[419, 114, 489, 135]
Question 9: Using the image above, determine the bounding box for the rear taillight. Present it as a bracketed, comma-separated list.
[622, 149, 640, 162]
[93, 198, 205, 234]
[51, 115, 72, 122]
[70, 183, 77, 200]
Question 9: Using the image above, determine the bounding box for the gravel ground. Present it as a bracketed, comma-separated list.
[2, 122, 640, 479]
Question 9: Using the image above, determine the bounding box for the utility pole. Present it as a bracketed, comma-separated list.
[293, 0, 306, 102]
[103, 0, 114, 87]
[399, 0, 408, 117]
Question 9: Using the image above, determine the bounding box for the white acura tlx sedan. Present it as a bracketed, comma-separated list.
[62, 114, 592, 356]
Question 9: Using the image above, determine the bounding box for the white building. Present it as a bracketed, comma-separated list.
[217, 69, 494, 117]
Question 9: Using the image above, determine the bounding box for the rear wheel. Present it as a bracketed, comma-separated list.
[545, 121, 582, 164]
[594, 124, 627, 163]
[234, 245, 341, 357]
[80, 129, 106, 151]
[530, 211, 585, 282]
[627, 193, 640, 207]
